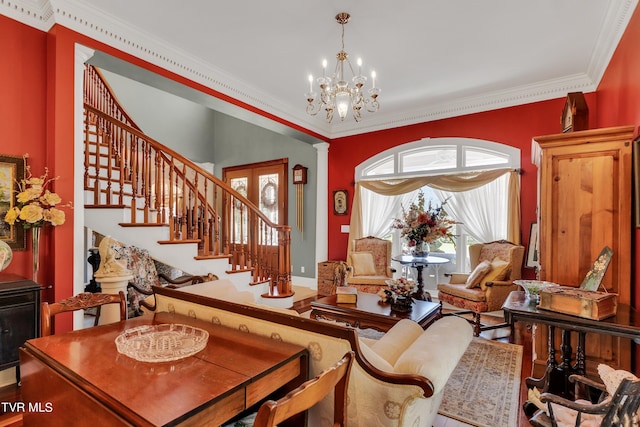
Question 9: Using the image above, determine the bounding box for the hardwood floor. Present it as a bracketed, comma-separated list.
[0, 311, 535, 427]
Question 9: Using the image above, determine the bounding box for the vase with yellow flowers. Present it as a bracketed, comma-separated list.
[3, 154, 70, 283]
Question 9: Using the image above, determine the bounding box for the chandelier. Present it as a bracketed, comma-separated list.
[305, 12, 380, 123]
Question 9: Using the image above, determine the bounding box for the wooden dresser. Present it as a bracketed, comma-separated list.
[532, 125, 634, 378]
[0, 273, 40, 381]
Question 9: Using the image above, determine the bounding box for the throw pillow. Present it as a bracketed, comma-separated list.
[349, 251, 377, 276]
[480, 258, 511, 288]
[465, 260, 492, 288]
[598, 363, 638, 395]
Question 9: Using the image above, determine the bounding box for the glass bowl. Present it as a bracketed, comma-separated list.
[514, 280, 559, 303]
[115, 324, 209, 362]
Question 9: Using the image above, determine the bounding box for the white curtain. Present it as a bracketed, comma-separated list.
[433, 173, 509, 243]
[360, 187, 419, 237]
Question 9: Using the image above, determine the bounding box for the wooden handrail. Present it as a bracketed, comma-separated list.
[83, 66, 292, 297]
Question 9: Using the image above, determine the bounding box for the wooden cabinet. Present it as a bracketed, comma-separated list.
[0, 273, 40, 380]
[532, 125, 634, 377]
[317, 261, 347, 296]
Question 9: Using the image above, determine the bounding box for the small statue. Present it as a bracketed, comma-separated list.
[95, 236, 131, 277]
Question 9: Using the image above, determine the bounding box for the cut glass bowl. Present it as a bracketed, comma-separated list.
[115, 323, 209, 362]
[514, 280, 559, 303]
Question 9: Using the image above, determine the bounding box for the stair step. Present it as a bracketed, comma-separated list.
[85, 204, 127, 209]
[194, 254, 233, 260]
[225, 267, 253, 274]
[158, 239, 201, 245]
[118, 222, 168, 227]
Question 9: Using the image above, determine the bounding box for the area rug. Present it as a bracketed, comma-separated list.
[438, 337, 523, 427]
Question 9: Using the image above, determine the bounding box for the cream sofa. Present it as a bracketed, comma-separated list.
[152, 285, 473, 427]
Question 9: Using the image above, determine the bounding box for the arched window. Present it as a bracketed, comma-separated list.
[352, 137, 520, 287]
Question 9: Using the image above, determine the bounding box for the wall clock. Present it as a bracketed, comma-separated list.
[561, 92, 589, 133]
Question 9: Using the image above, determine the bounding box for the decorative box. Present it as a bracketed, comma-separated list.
[538, 286, 617, 320]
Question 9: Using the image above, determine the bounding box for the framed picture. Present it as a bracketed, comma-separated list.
[579, 246, 614, 291]
[525, 222, 539, 269]
[0, 154, 26, 251]
[333, 189, 348, 215]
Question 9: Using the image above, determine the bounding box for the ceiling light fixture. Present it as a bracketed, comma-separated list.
[305, 12, 380, 123]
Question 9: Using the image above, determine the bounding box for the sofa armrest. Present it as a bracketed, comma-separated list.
[393, 316, 473, 394]
[446, 273, 470, 284]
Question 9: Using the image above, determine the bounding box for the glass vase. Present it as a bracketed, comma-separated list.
[411, 241, 430, 258]
[32, 227, 41, 283]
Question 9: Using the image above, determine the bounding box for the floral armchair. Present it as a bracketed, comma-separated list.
[346, 236, 395, 293]
[437, 240, 524, 336]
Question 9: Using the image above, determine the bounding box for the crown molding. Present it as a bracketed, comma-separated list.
[2, 0, 637, 140]
[0, 0, 54, 31]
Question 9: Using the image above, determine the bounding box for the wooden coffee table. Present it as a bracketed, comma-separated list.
[310, 291, 441, 332]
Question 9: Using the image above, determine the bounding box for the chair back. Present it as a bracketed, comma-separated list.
[601, 378, 640, 425]
[253, 351, 354, 427]
[41, 291, 127, 336]
[469, 240, 525, 280]
[350, 236, 393, 277]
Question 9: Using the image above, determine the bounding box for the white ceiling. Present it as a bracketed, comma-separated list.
[3, 0, 638, 139]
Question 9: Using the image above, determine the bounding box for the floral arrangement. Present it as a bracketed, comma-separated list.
[378, 277, 416, 304]
[4, 154, 69, 229]
[392, 191, 456, 248]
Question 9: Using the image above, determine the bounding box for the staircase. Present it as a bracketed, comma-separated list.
[82, 65, 293, 303]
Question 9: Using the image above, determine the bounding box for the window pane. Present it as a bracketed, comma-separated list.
[363, 156, 394, 176]
[464, 147, 509, 167]
[259, 173, 278, 224]
[230, 177, 248, 244]
[401, 147, 456, 172]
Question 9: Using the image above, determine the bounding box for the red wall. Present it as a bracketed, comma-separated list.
[0, 15, 47, 279]
[326, 96, 596, 264]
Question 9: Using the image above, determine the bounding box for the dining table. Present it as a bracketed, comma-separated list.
[19, 311, 309, 426]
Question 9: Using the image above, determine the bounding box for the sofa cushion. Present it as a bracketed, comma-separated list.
[394, 316, 473, 393]
[370, 319, 424, 366]
[349, 251, 377, 276]
[465, 260, 491, 288]
[479, 258, 511, 288]
[438, 283, 487, 302]
[358, 339, 394, 372]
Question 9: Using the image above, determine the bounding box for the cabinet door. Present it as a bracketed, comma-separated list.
[535, 126, 633, 377]
[0, 303, 37, 368]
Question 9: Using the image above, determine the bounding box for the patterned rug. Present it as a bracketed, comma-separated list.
[438, 337, 523, 427]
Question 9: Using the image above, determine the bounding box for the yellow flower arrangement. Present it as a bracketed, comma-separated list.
[3, 154, 70, 229]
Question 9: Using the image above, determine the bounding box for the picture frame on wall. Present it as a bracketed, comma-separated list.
[0, 154, 26, 251]
[525, 222, 539, 269]
[333, 190, 348, 215]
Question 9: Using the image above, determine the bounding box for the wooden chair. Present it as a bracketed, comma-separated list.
[253, 351, 354, 427]
[346, 236, 395, 293]
[529, 374, 640, 427]
[437, 240, 525, 336]
[41, 291, 127, 336]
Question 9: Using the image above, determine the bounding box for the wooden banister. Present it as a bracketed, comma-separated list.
[83, 65, 292, 297]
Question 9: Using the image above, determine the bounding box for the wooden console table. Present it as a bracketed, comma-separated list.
[502, 291, 640, 398]
[20, 312, 308, 426]
[310, 291, 441, 332]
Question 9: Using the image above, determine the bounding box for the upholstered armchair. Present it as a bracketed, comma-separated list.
[346, 236, 395, 293]
[437, 240, 525, 336]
